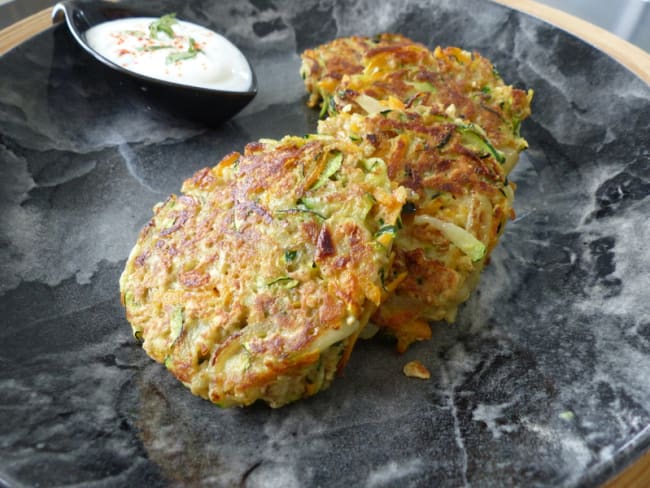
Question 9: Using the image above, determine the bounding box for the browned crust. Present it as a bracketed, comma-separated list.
[319, 108, 515, 351]
[301, 36, 532, 174]
[120, 135, 405, 406]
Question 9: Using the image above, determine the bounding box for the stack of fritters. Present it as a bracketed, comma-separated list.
[302, 34, 532, 351]
[120, 136, 405, 407]
[120, 33, 532, 408]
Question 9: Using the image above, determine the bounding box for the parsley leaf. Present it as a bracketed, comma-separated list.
[188, 37, 201, 54]
[165, 38, 202, 64]
[136, 44, 173, 52]
[166, 51, 198, 63]
[149, 13, 177, 40]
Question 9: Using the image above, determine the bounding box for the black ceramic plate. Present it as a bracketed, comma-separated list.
[1, 1, 649, 486]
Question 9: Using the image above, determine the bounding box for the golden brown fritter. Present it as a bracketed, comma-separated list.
[301, 33, 417, 112]
[120, 135, 406, 407]
[320, 107, 514, 352]
[301, 35, 532, 174]
[303, 34, 531, 352]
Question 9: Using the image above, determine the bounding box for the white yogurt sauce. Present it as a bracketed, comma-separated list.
[85, 16, 252, 92]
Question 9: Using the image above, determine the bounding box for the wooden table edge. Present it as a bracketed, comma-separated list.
[1, 1, 649, 487]
[2, 0, 649, 83]
[602, 447, 650, 488]
[0, 7, 53, 56]
[492, 0, 650, 85]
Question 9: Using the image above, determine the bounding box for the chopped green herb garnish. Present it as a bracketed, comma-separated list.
[136, 44, 174, 52]
[188, 37, 201, 53]
[166, 52, 198, 64]
[284, 250, 298, 262]
[149, 13, 177, 40]
[166, 39, 203, 64]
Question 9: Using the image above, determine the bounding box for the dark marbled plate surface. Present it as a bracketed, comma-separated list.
[1, 0, 649, 486]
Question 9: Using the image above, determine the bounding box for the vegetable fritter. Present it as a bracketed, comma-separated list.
[302, 34, 531, 352]
[120, 135, 406, 407]
[320, 107, 514, 352]
[301, 34, 532, 174]
[301, 33, 415, 112]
